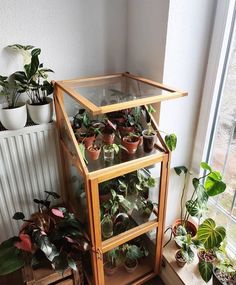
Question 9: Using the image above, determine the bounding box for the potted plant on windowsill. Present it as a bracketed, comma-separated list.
[173, 162, 226, 238]
[213, 248, 236, 285]
[0, 74, 27, 130]
[196, 218, 226, 283]
[9, 44, 54, 125]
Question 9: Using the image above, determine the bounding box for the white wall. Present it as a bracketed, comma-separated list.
[126, 0, 216, 226]
[0, 0, 127, 80]
[127, 0, 169, 81]
[162, 0, 216, 226]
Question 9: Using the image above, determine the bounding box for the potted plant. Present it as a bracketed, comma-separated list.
[138, 198, 158, 220]
[122, 244, 148, 273]
[174, 233, 199, 267]
[87, 141, 101, 161]
[0, 74, 27, 130]
[0, 191, 90, 276]
[121, 132, 140, 155]
[173, 162, 226, 238]
[101, 118, 117, 145]
[103, 143, 126, 161]
[117, 109, 135, 137]
[9, 44, 54, 125]
[104, 247, 121, 276]
[196, 218, 226, 283]
[213, 248, 236, 285]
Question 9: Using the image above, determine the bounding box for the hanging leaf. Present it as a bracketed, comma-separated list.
[44, 191, 60, 199]
[165, 134, 177, 151]
[200, 162, 212, 172]
[67, 257, 77, 271]
[12, 212, 25, 220]
[51, 208, 64, 218]
[205, 174, 226, 196]
[198, 260, 213, 282]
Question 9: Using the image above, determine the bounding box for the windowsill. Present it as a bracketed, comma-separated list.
[162, 240, 212, 285]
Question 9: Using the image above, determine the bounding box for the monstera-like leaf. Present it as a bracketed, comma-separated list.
[197, 218, 226, 250]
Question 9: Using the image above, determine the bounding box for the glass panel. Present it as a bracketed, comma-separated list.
[64, 76, 170, 107]
[99, 166, 160, 241]
[103, 229, 156, 285]
[64, 159, 89, 229]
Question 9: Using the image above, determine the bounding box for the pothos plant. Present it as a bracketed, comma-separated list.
[174, 162, 226, 230]
[0, 191, 90, 276]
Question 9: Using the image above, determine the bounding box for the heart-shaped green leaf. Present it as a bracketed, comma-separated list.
[165, 134, 177, 151]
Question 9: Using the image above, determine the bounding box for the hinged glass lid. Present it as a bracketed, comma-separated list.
[55, 72, 187, 115]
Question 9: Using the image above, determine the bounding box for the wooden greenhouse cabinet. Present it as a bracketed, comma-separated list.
[53, 72, 187, 285]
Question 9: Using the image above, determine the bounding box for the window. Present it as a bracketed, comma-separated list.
[207, 25, 236, 250]
[192, 1, 236, 251]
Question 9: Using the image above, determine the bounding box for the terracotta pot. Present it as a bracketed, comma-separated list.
[172, 219, 197, 237]
[0, 104, 27, 130]
[27, 97, 53, 124]
[87, 145, 101, 160]
[102, 132, 115, 145]
[124, 258, 138, 273]
[175, 250, 186, 268]
[197, 250, 216, 263]
[121, 136, 140, 154]
[142, 130, 156, 152]
[83, 135, 95, 149]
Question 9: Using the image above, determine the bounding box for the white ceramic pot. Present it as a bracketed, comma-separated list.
[0, 104, 27, 130]
[27, 97, 53, 124]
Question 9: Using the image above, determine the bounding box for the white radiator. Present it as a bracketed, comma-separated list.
[0, 122, 63, 241]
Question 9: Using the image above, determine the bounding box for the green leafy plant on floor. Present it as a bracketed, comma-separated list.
[0, 191, 90, 275]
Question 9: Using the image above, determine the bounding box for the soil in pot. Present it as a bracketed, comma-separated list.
[213, 268, 236, 285]
[175, 250, 187, 268]
[87, 145, 101, 160]
[142, 130, 156, 153]
[118, 126, 135, 137]
[124, 258, 138, 273]
[104, 262, 118, 276]
[121, 135, 140, 154]
[197, 250, 216, 263]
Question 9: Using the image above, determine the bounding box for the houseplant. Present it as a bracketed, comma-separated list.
[0, 191, 90, 275]
[87, 141, 101, 160]
[173, 162, 226, 237]
[213, 247, 236, 285]
[174, 232, 200, 267]
[0, 74, 27, 130]
[122, 243, 148, 273]
[101, 118, 117, 145]
[104, 247, 121, 276]
[196, 218, 226, 282]
[103, 143, 126, 161]
[121, 132, 140, 155]
[9, 44, 54, 124]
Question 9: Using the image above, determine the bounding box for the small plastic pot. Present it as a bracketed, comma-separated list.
[142, 130, 156, 152]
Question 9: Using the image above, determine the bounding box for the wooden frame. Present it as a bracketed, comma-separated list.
[54, 73, 186, 285]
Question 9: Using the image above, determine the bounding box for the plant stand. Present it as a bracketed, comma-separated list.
[22, 260, 83, 285]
